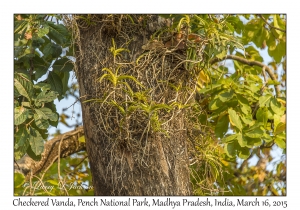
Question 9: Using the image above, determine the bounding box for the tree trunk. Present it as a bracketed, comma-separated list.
[74, 15, 192, 195]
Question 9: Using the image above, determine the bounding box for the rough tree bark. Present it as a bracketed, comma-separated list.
[74, 15, 192, 195]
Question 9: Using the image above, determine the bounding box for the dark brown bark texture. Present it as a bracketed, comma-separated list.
[75, 15, 192, 195]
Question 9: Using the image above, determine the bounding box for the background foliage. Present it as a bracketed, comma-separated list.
[14, 14, 286, 196]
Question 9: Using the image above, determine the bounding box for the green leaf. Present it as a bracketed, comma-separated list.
[259, 94, 272, 107]
[219, 90, 234, 102]
[240, 115, 255, 126]
[32, 37, 45, 49]
[233, 60, 243, 74]
[199, 84, 222, 94]
[35, 108, 58, 121]
[34, 83, 51, 91]
[14, 107, 29, 125]
[35, 126, 49, 140]
[14, 100, 20, 108]
[228, 108, 243, 131]
[237, 94, 251, 115]
[14, 86, 21, 98]
[252, 27, 264, 49]
[246, 73, 262, 83]
[245, 46, 263, 62]
[47, 22, 69, 45]
[14, 38, 28, 47]
[222, 134, 238, 143]
[37, 26, 49, 37]
[22, 101, 31, 108]
[267, 35, 277, 52]
[44, 101, 59, 127]
[209, 98, 223, 111]
[14, 172, 25, 188]
[274, 122, 286, 135]
[47, 71, 63, 96]
[276, 132, 286, 140]
[227, 16, 244, 34]
[28, 128, 44, 156]
[245, 127, 264, 138]
[224, 141, 237, 158]
[215, 114, 229, 138]
[249, 83, 261, 93]
[14, 127, 29, 160]
[263, 133, 273, 143]
[42, 42, 62, 59]
[244, 23, 256, 40]
[14, 20, 28, 34]
[237, 133, 247, 147]
[34, 113, 50, 130]
[240, 103, 251, 115]
[225, 22, 234, 32]
[246, 136, 262, 147]
[275, 15, 286, 29]
[26, 144, 42, 161]
[272, 15, 284, 40]
[199, 113, 207, 125]
[216, 50, 227, 59]
[238, 147, 250, 159]
[118, 75, 144, 88]
[14, 73, 33, 101]
[273, 15, 280, 29]
[17, 48, 32, 59]
[36, 90, 58, 103]
[270, 98, 284, 116]
[33, 56, 49, 80]
[273, 39, 286, 63]
[35, 108, 50, 120]
[61, 71, 70, 95]
[44, 108, 58, 122]
[256, 107, 268, 127]
[14, 126, 28, 148]
[273, 114, 281, 129]
[267, 79, 281, 86]
[275, 137, 286, 149]
[44, 100, 58, 113]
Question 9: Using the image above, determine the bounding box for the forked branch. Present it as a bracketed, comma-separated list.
[258, 14, 286, 33]
[210, 55, 281, 97]
[14, 127, 86, 180]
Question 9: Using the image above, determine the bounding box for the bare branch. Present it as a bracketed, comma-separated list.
[258, 15, 286, 33]
[210, 55, 281, 97]
[238, 149, 256, 171]
[14, 126, 86, 180]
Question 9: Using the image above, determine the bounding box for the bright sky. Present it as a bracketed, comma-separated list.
[48, 71, 82, 136]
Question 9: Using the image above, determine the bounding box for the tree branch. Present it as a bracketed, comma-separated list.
[258, 14, 286, 33]
[238, 149, 255, 171]
[210, 55, 281, 97]
[14, 126, 86, 180]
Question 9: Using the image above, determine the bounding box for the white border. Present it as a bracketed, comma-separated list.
[2, 1, 298, 208]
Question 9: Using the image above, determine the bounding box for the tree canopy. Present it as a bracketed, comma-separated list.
[14, 14, 286, 196]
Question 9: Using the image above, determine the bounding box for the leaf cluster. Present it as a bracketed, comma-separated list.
[14, 14, 74, 161]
